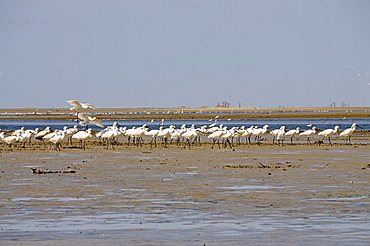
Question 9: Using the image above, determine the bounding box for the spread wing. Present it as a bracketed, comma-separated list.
[81, 103, 96, 109]
[90, 118, 104, 128]
[67, 100, 82, 109]
[78, 113, 90, 122]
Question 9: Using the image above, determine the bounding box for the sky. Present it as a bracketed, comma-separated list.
[0, 0, 369, 108]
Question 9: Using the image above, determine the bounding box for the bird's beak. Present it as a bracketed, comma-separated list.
[357, 125, 364, 129]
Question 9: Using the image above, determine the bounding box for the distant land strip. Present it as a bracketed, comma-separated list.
[0, 107, 369, 121]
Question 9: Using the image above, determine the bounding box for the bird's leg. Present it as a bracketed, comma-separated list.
[227, 139, 232, 149]
[329, 137, 332, 146]
[290, 137, 293, 145]
[349, 136, 352, 145]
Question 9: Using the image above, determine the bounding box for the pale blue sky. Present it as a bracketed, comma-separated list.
[0, 0, 369, 108]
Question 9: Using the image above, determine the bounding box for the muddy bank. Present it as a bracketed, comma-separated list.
[0, 145, 369, 245]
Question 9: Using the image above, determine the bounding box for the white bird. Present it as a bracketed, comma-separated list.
[67, 99, 96, 122]
[49, 131, 66, 151]
[78, 113, 104, 128]
[181, 128, 199, 149]
[276, 126, 286, 145]
[156, 125, 175, 147]
[318, 126, 340, 145]
[3, 133, 22, 151]
[270, 126, 284, 144]
[220, 127, 237, 149]
[43, 129, 58, 141]
[300, 127, 318, 145]
[12, 127, 25, 136]
[65, 125, 78, 145]
[339, 123, 357, 145]
[145, 127, 161, 147]
[35, 127, 51, 143]
[208, 126, 227, 149]
[67, 99, 96, 110]
[20, 128, 39, 147]
[285, 127, 300, 145]
[252, 125, 269, 144]
[72, 129, 93, 150]
[0, 131, 5, 143]
[241, 126, 255, 144]
[100, 127, 121, 150]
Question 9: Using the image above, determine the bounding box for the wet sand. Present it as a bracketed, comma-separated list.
[1, 144, 370, 245]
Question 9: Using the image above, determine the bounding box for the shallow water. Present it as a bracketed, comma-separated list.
[1, 118, 370, 130]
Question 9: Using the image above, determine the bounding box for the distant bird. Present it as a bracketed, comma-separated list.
[160, 119, 165, 126]
[318, 126, 340, 145]
[300, 127, 318, 145]
[339, 123, 357, 145]
[285, 127, 300, 145]
[78, 113, 104, 128]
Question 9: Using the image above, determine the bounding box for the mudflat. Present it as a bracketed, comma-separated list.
[1, 145, 369, 245]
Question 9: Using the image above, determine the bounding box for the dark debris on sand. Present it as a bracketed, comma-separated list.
[31, 167, 77, 174]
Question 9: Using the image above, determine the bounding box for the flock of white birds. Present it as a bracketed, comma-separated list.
[0, 100, 362, 151]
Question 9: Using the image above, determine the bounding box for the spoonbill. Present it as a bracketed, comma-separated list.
[276, 126, 286, 145]
[208, 126, 227, 149]
[252, 125, 269, 144]
[339, 123, 357, 144]
[270, 126, 284, 144]
[318, 126, 340, 145]
[35, 127, 51, 143]
[67, 99, 96, 122]
[67, 99, 96, 110]
[78, 113, 104, 128]
[3, 133, 22, 151]
[300, 127, 318, 145]
[72, 129, 93, 150]
[285, 127, 300, 145]
[49, 131, 66, 151]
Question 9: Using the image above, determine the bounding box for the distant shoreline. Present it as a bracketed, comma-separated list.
[0, 107, 369, 120]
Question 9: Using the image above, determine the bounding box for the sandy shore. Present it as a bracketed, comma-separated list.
[0, 144, 369, 245]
